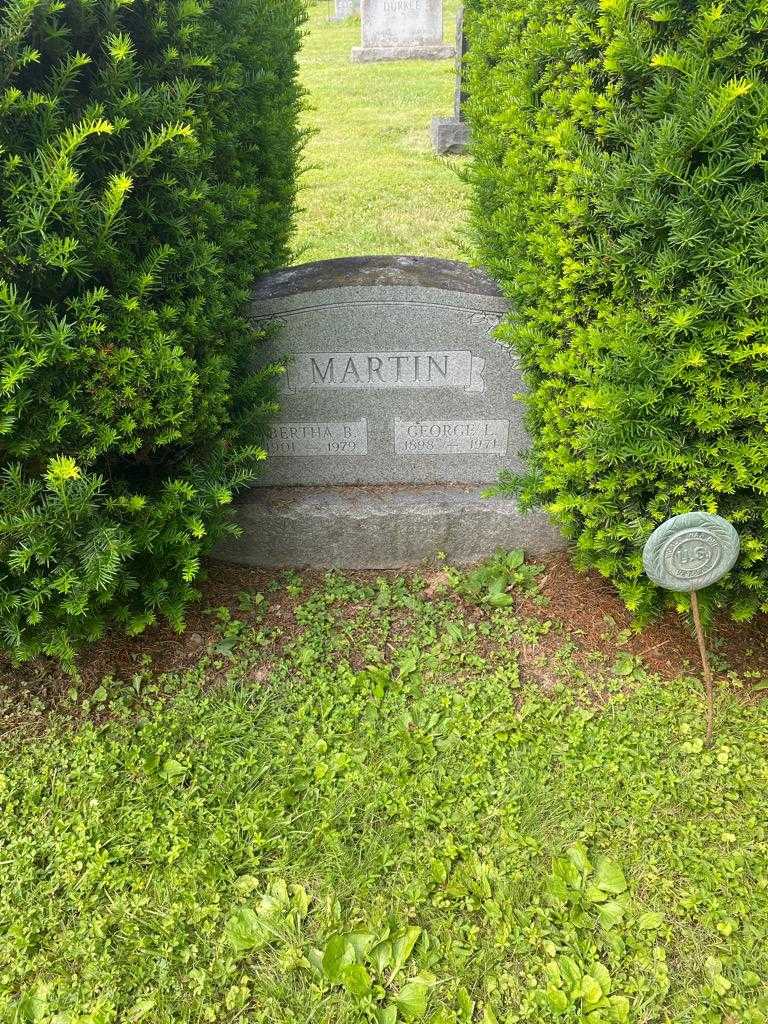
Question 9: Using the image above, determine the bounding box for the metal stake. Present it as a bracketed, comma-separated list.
[690, 590, 714, 746]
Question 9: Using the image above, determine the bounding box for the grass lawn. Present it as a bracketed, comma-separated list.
[2, 557, 767, 1022]
[3, 9, 768, 1024]
[293, 0, 469, 262]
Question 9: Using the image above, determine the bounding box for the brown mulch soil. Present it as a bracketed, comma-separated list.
[2, 553, 767, 730]
[526, 552, 768, 684]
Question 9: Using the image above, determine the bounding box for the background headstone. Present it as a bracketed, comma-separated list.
[432, 7, 470, 154]
[214, 256, 565, 568]
[331, 0, 359, 20]
[352, 0, 455, 62]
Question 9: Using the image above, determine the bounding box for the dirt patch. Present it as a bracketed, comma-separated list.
[526, 552, 768, 686]
[1, 554, 766, 730]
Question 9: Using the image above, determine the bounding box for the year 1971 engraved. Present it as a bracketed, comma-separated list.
[394, 419, 509, 456]
[262, 419, 368, 457]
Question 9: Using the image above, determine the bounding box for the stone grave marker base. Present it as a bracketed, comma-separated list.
[214, 485, 565, 569]
[351, 43, 454, 61]
[431, 116, 470, 154]
[431, 7, 470, 154]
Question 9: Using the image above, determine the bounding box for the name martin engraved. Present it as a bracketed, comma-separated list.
[246, 256, 519, 487]
[394, 419, 509, 455]
[285, 350, 485, 393]
[262, 419, 368, 457]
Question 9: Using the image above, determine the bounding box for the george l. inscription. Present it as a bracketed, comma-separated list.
[261, 419, 368, 457]
[285, 350, 485, 393]
[395, 419, 509, 455]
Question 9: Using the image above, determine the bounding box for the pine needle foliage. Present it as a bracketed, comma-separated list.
[465, 0, 768, 621]
[0, 0, 305, 661]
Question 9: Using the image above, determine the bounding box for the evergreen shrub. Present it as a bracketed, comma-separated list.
[0, 0, 304, 660]
[465, 0, 768, 619]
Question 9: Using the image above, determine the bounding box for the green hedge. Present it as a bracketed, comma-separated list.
[466, 0, 768, 620]
[0, 0, 304, 660]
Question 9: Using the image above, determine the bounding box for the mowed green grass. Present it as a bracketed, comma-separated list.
[1, 562, 767, 1023]
[294, 0, 469, 262]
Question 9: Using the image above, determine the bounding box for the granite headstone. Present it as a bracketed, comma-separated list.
[432, 7, 470, 154]
[352, 0, 454, 62]
[331, 0, 360, 20]
[214, 257, 564, 569]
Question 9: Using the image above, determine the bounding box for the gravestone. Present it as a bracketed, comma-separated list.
[432, 7, 470, 154]
[351, 0, 455, 62]
[331, 0, 359, 20]
[214, 256, 564, 569]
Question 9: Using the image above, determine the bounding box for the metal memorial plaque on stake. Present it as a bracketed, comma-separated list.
[642, 512, 740, 592]
[642, 511, 740, 744]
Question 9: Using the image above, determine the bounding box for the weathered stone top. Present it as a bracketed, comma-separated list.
[251, 255, 504, 302]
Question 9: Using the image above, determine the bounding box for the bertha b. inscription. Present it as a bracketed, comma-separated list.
[286, 350, 484, 392]
[262, 419, 368, 458]
[248, 256, 523, 488]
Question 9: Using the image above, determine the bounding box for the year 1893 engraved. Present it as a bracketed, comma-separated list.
[262, 419, 368, 457]
[394, 419, 509, 456]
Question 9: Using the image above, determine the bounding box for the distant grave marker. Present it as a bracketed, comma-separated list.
[331, 0, 360, 20]
[215, 256, 564, 568]
[432, 7, 470, 154]
[352, 0, 455, 62]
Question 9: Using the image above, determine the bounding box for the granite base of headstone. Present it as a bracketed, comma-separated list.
[432, 6, 470, 155]
[213, 256, 565, 569]
[351, 0, 455, 62]
[330, 0, 359, 21]
[431, 118, 470, 155]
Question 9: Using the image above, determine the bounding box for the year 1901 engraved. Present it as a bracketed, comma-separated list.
[394, 419, 509, 456]
[262, 419, 368, 458]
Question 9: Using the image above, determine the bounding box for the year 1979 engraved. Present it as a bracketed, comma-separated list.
[262, 419, 368, 457]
